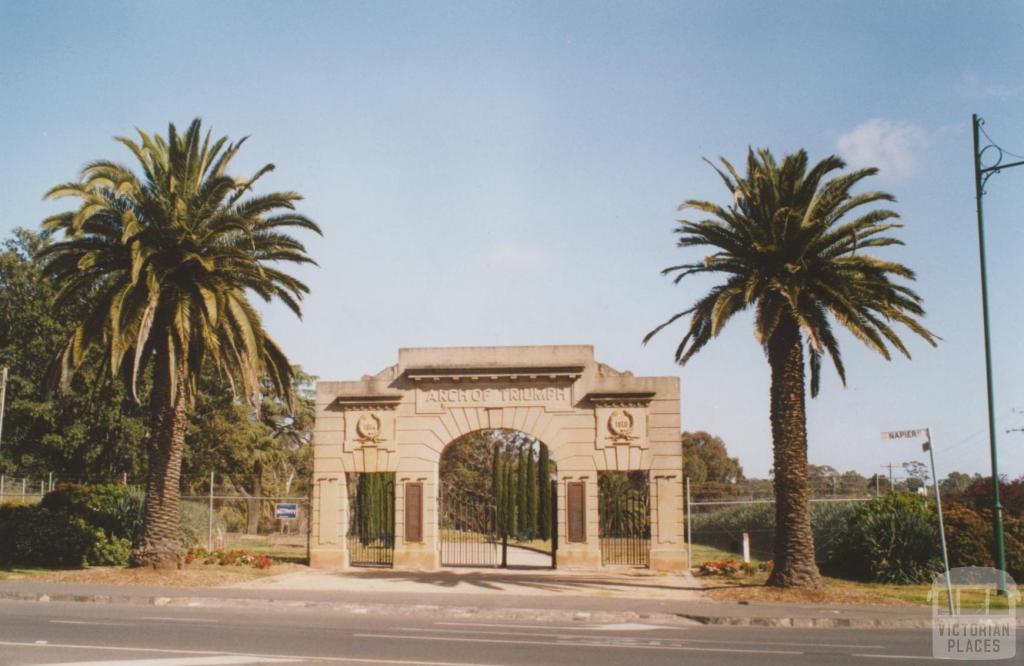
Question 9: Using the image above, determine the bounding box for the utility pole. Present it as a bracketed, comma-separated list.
[971, 114, 1020, 593]
[881, 463, 895, 492]
[0, 367, 8, 455]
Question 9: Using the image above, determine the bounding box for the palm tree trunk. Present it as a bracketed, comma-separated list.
[131, 348, 188, 569]
[246, 462, 263, 535]
[765, 317, 822, 588]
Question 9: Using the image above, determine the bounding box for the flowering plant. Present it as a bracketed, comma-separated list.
[185, 547, 273, 569]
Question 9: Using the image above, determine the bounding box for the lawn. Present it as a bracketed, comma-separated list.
[700, 570, 1016, 609]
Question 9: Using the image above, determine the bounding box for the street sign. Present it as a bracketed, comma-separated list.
[881, 429, 927, 441]
[275, 502, 298, 520]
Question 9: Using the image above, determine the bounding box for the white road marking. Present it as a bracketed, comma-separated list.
[586, 623, 661, 631]
[354, 632, 804, 655]
[31, 657, 298, 666]
[0, 640, 510, 666]
[398, 626, 887, 649]
[852, 655, 944, 661]
[140, 617, 221, 624]
[433, 622, 591, 631]
[50, 620, 136, 627]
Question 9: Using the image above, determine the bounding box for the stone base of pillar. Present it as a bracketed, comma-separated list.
[394, 547, 440, 570]
[309, 548, 348, 569]
[557, 547, 601, 569]
[650, 547, 687, 573]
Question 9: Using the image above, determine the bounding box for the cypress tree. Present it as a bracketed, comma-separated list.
[516, 446, 528, 538]
[526, 446, 538, 537]
[538, 445, 551, 540]
[368, 473, 379, 540]
[504, 458, 516, 537]
[357, 474, 369, 545]
[493, 443, 505, 535]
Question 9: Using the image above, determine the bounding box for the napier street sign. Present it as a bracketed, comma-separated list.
[881, 429, 928, 441]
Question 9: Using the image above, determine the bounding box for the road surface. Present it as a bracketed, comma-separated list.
[0, 598, 1015, 665]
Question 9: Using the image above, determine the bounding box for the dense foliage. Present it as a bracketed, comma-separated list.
[0, 230, 147, 479]
[682, 431, 743, 484]
[826, 493, 943, 584]
[0, 483, 143, 568]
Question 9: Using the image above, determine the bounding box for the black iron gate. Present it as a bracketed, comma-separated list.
[347, 472, 395, 567]
[440, 488, 500, 567]
[598, 471, 651, 567]
[440, 480, 558, 568]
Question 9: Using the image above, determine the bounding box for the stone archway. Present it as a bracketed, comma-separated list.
[310, 345, 686, 572]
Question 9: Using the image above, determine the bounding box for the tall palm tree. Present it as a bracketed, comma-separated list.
[645, 149, 936, 587]
[39, 119, 321, 568]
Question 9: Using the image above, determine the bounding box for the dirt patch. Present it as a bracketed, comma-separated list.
[8, 563, 302, 588]
[701, 574, 926, 606]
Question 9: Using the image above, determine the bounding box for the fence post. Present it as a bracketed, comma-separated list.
[685, 476, 692, 569]
[40, 480, 45, 498]
[122, 472, 128, 485]
[21, 478, 26, 501]
[48, 472, 53, 493]
[208, 472, 215, 552]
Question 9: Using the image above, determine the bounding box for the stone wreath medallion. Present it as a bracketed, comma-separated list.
[356, 412, 384, 443]
[607, 409, 636, 443]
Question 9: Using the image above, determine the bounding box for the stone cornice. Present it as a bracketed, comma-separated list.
[404, 366, 585, 382]
[584, 391, 657, 407]
[331, 394, 404, 411]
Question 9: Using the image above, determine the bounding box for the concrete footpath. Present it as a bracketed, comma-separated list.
[0, 567, 976, 629]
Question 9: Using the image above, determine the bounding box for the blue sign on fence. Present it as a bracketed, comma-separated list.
[275, 502, 299, 520]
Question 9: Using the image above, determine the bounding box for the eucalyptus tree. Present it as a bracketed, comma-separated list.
[646, 149, 936, 587]
[40, 119, 320, 568]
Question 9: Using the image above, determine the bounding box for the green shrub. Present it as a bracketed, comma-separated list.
[88, 534, 133, 566]
[0, 505, 99, 568]
[40, 483, 145, 542]
[1, 483, 142, 568]
[942, 502, 1024, 581]
[826, 493, 942, 583]
[691, 500, 861, 562]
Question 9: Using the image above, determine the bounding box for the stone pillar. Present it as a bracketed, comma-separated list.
[309, 474, 348, 568]
[555, 473, 601, 569]
[649, 470, 687, 572]
[393, 470, 440, 569]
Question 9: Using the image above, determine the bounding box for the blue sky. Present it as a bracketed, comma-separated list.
[1, 1, 1023, 480]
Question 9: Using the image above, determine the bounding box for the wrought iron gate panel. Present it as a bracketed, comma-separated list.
[347, 473, 395, 567]
[440, 487, 500, 567]
[598, 472, 651, 567]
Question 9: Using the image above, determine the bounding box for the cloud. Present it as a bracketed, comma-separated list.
[481, 242, 553, 269]
[956, 71, 1023, 100]
[836, 119, 928, 181]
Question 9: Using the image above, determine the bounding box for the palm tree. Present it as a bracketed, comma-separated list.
[39, 119, 320, 568]
[645, 149, 936, 587]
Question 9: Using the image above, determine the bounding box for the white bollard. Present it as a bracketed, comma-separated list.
[742, 532, 751, 564]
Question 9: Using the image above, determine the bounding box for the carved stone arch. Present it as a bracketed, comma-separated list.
[311, 345, 684, 572]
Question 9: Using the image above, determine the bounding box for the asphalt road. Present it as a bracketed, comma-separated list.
[0, 599, 1015, 665]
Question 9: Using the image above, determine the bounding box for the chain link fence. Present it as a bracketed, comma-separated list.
[684, 479, 873, 568]
[0, 472, 311, 562]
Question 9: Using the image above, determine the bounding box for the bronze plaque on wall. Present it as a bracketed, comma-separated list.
[567, 481, 586, 543]
[405, 482, 423, 543]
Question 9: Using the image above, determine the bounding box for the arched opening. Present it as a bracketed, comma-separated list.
[439, 429, 557, 568]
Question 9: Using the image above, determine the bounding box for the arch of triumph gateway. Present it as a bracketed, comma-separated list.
[311, 345, 687, 572]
